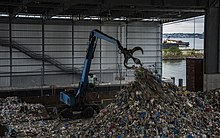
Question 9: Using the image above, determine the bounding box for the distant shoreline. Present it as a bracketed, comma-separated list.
[162, 49, 204, 60]
[163, 57, 202, 60]
[163, 33, 204, 39]
[163, 57, 187, 60]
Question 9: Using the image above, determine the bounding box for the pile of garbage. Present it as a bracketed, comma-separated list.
[0, 67, 219, 137]
[73, 67, 220, 137]
[0, 97, 50, 136]
[0, 97, 49, 124]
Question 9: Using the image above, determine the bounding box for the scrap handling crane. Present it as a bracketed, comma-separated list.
[59, 29, 143, 118]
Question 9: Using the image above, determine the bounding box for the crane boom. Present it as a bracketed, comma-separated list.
[59, 29, 143, 117]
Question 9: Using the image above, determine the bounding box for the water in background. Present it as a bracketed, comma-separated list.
[162, 60, 186, 86]
[162, 37, 204, 86]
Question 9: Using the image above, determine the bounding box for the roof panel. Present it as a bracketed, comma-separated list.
[0, 0, 208, 22]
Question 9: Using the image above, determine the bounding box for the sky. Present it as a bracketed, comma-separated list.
[163, 16, 204, 33]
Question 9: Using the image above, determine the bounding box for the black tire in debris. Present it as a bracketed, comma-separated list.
[82, 107, 94, 118]
[59, 108, 73, 118]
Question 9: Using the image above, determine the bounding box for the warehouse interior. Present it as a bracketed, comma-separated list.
[0, 0, 212, 93]
[0, 0, 220, 137]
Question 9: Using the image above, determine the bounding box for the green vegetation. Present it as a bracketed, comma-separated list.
[163, 46, 203, 59]
[165, 46, 182, 56]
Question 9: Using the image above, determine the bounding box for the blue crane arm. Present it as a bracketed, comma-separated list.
[91, 29, 123, 49]
[60, 29, 143, 107]
[75, 29, 123, 99]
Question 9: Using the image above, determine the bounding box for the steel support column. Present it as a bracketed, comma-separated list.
[41, 16, 45, 95]
[72, 16, 74, 83]
[204, 0, 220, 90]
[125, 23, 128, 77]
[99, 24, 102, 82]
[9, 15, 12, 87]
[160, 22, 163, 77]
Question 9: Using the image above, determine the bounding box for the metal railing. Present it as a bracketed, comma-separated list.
[0, 39, 80, 74]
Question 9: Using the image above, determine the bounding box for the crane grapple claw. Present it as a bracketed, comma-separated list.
[131, 46, 144, 54]
[122, 46, 144, 69]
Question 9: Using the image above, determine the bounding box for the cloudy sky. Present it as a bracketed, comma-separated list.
[163, 16, 204, 33]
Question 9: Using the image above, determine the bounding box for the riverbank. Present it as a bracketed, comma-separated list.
[163, 49, 203, 60]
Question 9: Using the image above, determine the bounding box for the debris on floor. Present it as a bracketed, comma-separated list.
[0, 96, 50, 137]
[0, 67, 219, 137]
[0, 97, 49, 124]
[73, 67, 220, 137]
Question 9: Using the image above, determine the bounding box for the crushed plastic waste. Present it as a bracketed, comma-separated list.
[73, 67, 220, 137]
[0, 97, 49, 124]
[0, 67, 219, 137]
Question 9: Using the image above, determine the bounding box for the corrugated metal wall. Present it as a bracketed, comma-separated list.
[0, 23, 10, 86]
[122, 22, 162, 80]
[11, 24, 43, 86]
[44, 24, 74, 86]
[0, 20, 162, 87]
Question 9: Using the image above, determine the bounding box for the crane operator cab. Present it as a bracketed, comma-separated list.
[88, 73, 97, 88]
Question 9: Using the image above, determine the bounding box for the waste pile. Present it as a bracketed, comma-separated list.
[0, 97, 50, 137]
[0, 67, 219, 137]
[72, 67, 220, 137]
[0, 97, 49, 124]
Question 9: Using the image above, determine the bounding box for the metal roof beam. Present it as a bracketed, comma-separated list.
[10, 0, 34, 18]
[45, 0, 101, 19]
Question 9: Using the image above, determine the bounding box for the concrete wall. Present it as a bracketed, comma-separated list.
[204, 0, 220, 91]
[204, 74, 220, 91]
